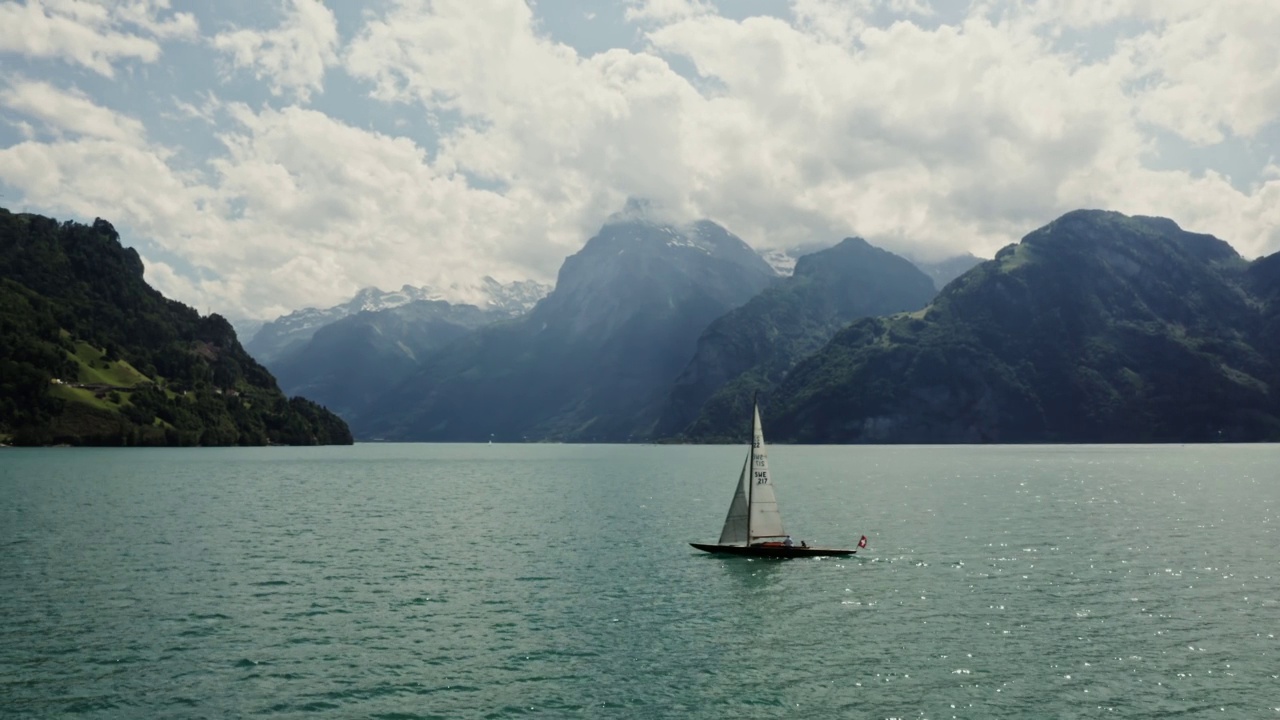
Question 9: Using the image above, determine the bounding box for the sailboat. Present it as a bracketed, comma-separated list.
[690, 398, 864, 558]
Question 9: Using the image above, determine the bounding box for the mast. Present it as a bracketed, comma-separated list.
[747, 393, 756, 545]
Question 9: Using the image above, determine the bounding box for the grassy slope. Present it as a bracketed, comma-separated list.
[69, 341, 151, 386]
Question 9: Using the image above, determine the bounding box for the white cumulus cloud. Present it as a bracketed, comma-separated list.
[1, 80, 147, 144]
[212, 0, 338, 102]
[0, 0, 196, 76]
[2, 0, 1279, 320]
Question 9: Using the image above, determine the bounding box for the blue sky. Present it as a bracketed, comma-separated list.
[2, 0, 1279, 321]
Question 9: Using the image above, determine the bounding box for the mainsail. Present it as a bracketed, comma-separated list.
[747, 403, 786, 540]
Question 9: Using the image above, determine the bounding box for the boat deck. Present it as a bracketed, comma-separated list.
[689, 543, 855, 558]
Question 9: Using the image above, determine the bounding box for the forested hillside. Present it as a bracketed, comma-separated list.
[0, 208, 351, 446]
[743, 211, 1280, 444]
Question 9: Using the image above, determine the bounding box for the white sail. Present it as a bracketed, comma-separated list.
[693, 399, 860, 556]
[717, 453, 751, 545]
[747, 403, 786, 540]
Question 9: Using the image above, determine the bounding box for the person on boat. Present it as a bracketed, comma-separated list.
[783, 536, 794, 547]
[800, 540, 808, 548]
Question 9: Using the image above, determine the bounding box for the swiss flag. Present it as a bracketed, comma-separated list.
[857, 535, 868, 549]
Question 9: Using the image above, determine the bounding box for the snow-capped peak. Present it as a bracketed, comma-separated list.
[757, 241, 838, 277]
[246, 278, 551, 363]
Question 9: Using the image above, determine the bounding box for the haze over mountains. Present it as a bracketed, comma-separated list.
[246, 279, 550, 365]
[265, 301, 510, 422]
[244, 207, 971, 442]
[911, 254, 986, 291]
[247, 278, 551, 421]
[233, 206, 1280, 446]
[358, 217, 780, 441]
[9, 200, 1277, 447]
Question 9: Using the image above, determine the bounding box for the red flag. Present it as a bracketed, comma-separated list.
[857, 535, 868, 549]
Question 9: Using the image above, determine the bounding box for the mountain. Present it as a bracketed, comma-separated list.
[0, 208, 351, 446]
[658, 237, 938, 439]
[245, 278, 550, 365]
[752, 210, 1280, 443]
[268, 299, 507, 420]
[910, 253, 985, 290]
[356, 217, 779, 441]
[1246, 251, 1280, 392]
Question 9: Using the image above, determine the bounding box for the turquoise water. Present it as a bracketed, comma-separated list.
[1, 444, 1277, 718]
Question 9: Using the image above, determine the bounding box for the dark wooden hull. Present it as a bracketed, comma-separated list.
[689, 543, 856, 558]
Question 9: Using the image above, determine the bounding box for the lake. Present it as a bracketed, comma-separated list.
[1, 443, 1277, 718]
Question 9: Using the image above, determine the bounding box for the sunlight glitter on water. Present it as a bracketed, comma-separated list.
[2, 443, 1279, 718]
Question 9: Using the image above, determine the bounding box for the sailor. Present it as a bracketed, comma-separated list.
[783, 536, 794, 547]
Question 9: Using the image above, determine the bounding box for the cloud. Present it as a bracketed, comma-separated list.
[0, 0, 196, 76]
[1124, 4, 1280, 144]
[0, 135, 210, 248]
[634, 10, 1162, 253]
[343, 0, 1280, 260]
[1014, 1, 1280, 145]
[3, 0, 1280, 320]
[112, 0, 199, 40]
[348, 1, 1140, 257]
[624, 0, 714, 23]
[0, 95, 563, 320]
[1, 80, 147, 144]
[344, 0, 704, 224]
[790, 0, 933, 42]
[212, 0, 339, 102]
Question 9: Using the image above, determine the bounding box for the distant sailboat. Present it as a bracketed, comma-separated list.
[690, 398, 864, 558]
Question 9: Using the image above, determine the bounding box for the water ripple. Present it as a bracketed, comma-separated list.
[1, 444, 1278, 718]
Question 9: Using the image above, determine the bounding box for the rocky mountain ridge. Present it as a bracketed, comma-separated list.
[750, 210, 1280, 444]
[658, 236, 939, 439]
[355, 216, 778, 441]
[245, 277, 550, 364]
[268, 299, 510, 420]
